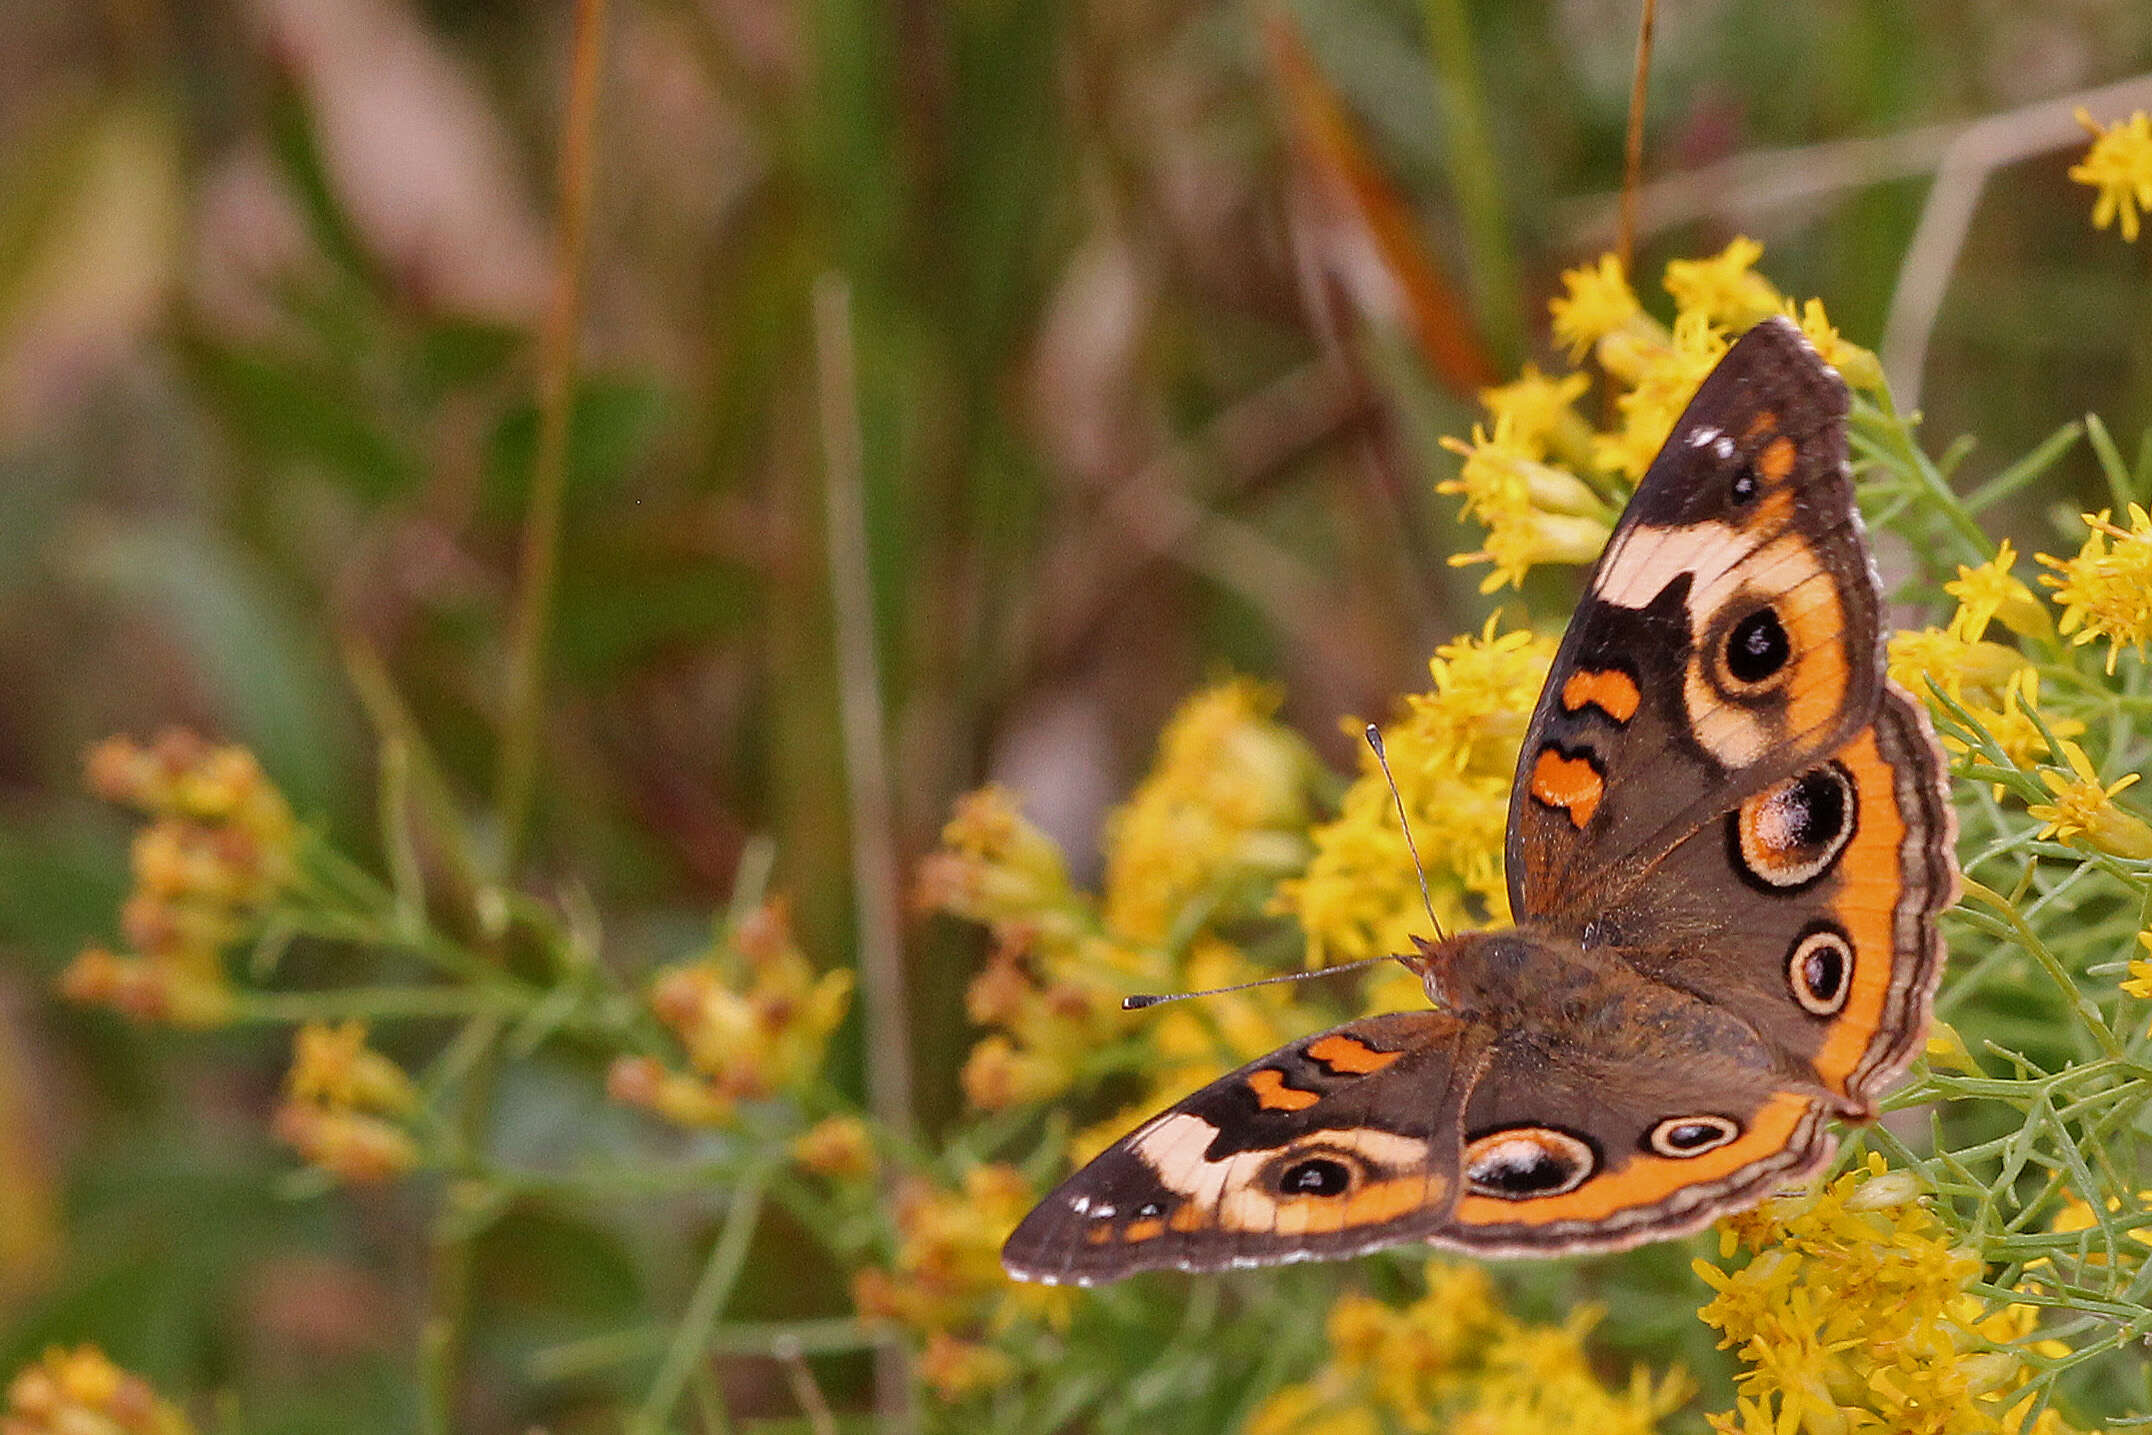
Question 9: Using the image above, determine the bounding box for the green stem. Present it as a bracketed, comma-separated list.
[1421, 0, 1520, 367]
[230, 987, 525, 1024]
[630, 1164, 775, 1435]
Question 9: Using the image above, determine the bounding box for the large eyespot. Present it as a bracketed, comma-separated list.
[1787, 925, 1854, 1015]
[1276, 1157, 1353, 1197]
[1729, 763, 1856, 891]
[1725, 607, 1790, 684]
[1646, 1115, 1741, 1158]
[1463, 1127, 1597, 1200]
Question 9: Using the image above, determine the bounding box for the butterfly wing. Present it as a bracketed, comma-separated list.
[1426, 950, 1839, 1254]
[1506, 316, 1881, 924]
[1001, 1012, 1491, 1285]
[1591, 684, 1958, 1119]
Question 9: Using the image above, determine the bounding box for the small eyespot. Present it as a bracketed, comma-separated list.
[1135, 1200, 1165, 1220]
[1731, 763, 1857, 891]
[1788, 926, 1854, 1015]
[1647, 1115, 1741, 1158]
[1730, 467, 1760, 503]
[1725, 607, 1790, 683]
[1278, 1158, 1352, 1197]
[1464, 1127, 1596, 1200]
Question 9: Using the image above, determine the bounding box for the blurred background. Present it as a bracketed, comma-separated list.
[0, 0, 2148, 1429]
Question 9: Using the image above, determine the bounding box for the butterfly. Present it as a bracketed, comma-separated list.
[1001, 315, 1959, 1285]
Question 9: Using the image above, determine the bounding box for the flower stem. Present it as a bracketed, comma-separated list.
[629, 1163, 774, 1435]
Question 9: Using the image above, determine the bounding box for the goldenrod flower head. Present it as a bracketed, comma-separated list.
[1102, 678, 1314, 945]
[917, 1331, 1015, 1402]
[274, 1022, 420, 1184]
[1283, 621, 1554, 961]
[2038, 505, 2152, 673]
[1254, 1259, 1689, 1434]
[1779, 297, 1885, 392]
[614, 900, 853, 1128]
[790, 1115, 875, 1179]
[3, 1345, 194, 1435]
[1886, 626, 2028, 708]
[1477, 364, 1592, 464]
[2026, 739, 2152, 859]
[66, 733, 296, 1028]
[2069, 107, 2152, 241]
[1594, 311, 1729, 480]
[2121, 932, 2152, 1032]
[287, 1020, 417, 1115]
[2047, 1185, 2152, 1264]
[1947, 539, 2051, 642]
[1549, 253, 1643, 359]
[1664, 236, 1778, 326]
[1437, 418, 1613, 592]
[1699, 1154, 2058, 1435]
[1244, 1377, 1382, 1435]
[915, 784, 1085, 942]
[852, 1164, 1061, 1354]
[1943, 668, 2084, 790]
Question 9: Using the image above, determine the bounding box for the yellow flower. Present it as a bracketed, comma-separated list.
[3, 1345, 194, 1435]
[1279, 1260, 1688, 1433]
[791, 1114, 875, 1180]
[917, 1331, 1014, 1401]
[273, 1021, 420, 1184]
[1947, 668, 2084, 787]
[1699, 1154, 2064, 1435]
[852, 1164, 1067, 1356]
[1437, 415, 1615, 591]
[612, 900, 855, 1128]
[2038, 505, 2152, 673]
[1663, 236, 1779, 326]
[1283, 621, 1554, 962]
[1477, 364, 1593, 466]
[1594, 311, 1729, 480]
[914, 785, 1086, 943]
[1549, 254, 1645, 359]
[1886, 626, 2029, 708]
[64, 732, 297, 1028]
[1948, 539, 2051, 642]
[1245, 1377, 1382, 1435]
[2069, 107, 2152, 241]
[2026, 739, 2152, 859]
[1779, 297, 1884, 392]
[1102, 678, 1315, 945]
[2121, 933, 2152, 1029]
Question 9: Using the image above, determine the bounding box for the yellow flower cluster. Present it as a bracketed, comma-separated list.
[921, 683, 1325, 1116]
[851, 1164, 1067, 1401]
[2038, 505, 2152, 675]
[1699, 1155, 2083, 1435]
[2070, 108, 2152, 242]
[3, 1345, 193, 1435]
[1890, 541, 2081, 775]
[607, 900, 852, 1128]
[62, 731, 296, 1026]
[1248, 1261, 1690, 1435]
[1283, 620, 1554, 965]
[2025, 740, 2152, 860]
[272, 1020, 420, 1184]
[1447, 240, 1881, 593]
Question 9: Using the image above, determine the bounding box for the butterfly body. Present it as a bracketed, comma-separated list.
[1003, 317, 1958, 1286]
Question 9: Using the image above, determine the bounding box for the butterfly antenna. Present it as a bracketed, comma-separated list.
[1365, 723, 1445, 942]
[1123, 955, 1400, 1011]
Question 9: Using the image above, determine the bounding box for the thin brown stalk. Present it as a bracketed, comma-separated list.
[495, 0, 611, 874]
[1616, 0, 1658, 279]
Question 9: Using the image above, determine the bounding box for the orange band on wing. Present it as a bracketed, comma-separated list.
[1745, 410, 1780, 440]
[1453, 1091, 1811, 1226]
[1305, 1035, 1401, 1074]
[1809, 725, 1910, 1095]
[1758, 435, 1797, 480]
[1560, 669, 1641, 724]
[1530, 748, 1603, 828]
[1248, 1069, 1321, 1111]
